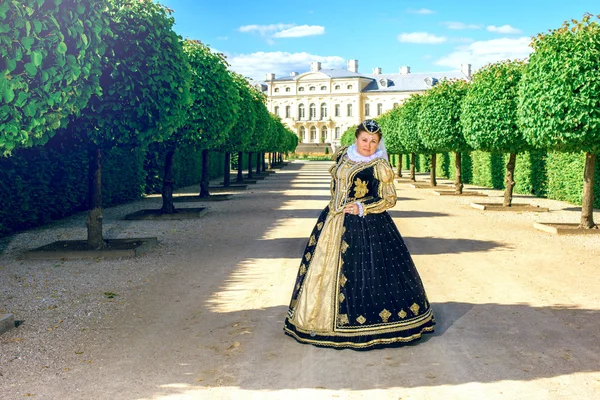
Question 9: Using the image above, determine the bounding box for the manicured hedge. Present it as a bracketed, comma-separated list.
[0, 134, 225, 237]
[431, 150, 600, 208]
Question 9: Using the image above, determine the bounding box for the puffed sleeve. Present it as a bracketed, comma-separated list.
[359, 159, 397, 215]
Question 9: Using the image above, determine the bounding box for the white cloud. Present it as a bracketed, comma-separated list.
[398, 32, 447, 44]
[273, 25, 325, 38]
[238, 23, 325, 41]
[408, 8, 434, 14]
[442, 21, 482, 30]
[487, 24, 522, 34]
[239, 23, 294, 36]
[216, 36, 228, 41]
[434, 37, 532, 70]
[225, 51, 346, 80]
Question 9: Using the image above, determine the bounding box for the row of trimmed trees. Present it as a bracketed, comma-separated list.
[378, 14, 599, 229]
[0, 0, 297, 248]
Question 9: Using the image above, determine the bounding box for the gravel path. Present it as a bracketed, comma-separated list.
[1, 161, 599, 400]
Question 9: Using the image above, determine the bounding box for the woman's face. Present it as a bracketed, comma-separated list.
[355, 131, 380, 157]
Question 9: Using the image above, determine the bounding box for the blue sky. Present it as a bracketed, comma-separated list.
[160, 0, 597, 80]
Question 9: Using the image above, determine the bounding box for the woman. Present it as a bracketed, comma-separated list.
[283, 119, 435, 349]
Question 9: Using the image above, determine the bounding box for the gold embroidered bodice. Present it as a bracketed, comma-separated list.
[328, 147, 397, 215]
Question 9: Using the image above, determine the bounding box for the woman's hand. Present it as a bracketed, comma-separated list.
[344, 203, 359, 215]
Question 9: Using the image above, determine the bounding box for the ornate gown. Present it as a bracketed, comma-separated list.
[283, 145, 435, 349]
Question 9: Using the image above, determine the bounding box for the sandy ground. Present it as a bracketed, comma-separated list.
[1, 160, 600, 400]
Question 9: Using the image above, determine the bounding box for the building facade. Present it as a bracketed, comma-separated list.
[256, 60, 471, 149]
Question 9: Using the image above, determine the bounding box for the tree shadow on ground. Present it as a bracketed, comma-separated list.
[129, 302, 600, 399]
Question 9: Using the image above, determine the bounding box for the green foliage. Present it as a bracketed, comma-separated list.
[0, 0, 111, 154]
[340, 125, 356, 146]
[71, 0, 191, 148]
[419, 79, 470, 153]
[470, 151, 506, 189]
[518, 14, 600, 154]
[462, 60, 527, 153]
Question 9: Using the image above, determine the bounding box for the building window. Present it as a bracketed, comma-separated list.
[321, 126, 328, 142]
[299, 126, 306, 142]
[309, 103, 316, 120]
[309, 86, 315, 91]
[320, 103, 327, 119]
[393, 103, 398, 108]
[347, 84, 353, 90]
[274, 106, 279, 116]
[335, 104, 340, 117]
[310, 126, 317, 142]
[347, 104, 353, 117]
[335, 85, 340, 90]
[285, 105, 291, 118]
[377, 103, 383, 116]
[274, 88, 279, 92]
[299, 87, 304, 92]
[321, 85, 327, 91]
[364, 103, 370, 116]
[335, 127, 341, 139]
[285, 87, 291, 92]
[298, 104, 305, 119]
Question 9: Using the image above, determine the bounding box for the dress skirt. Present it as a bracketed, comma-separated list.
[284, 206, 435, 349]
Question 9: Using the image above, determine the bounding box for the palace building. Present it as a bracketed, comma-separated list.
[255, 59, 471, 151]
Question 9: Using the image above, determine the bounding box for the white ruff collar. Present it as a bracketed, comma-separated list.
[346, 144, 384, 163]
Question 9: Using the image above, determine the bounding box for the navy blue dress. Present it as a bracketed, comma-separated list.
[283, 146, 435, 349]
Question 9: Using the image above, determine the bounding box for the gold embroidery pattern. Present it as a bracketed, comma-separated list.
[317, 222, 324, 230]
[340, 240, 349, 253]
[338, 293, 345, 303]
[295, 283, 300, 291]
[299, 264, 307, 275]
[379, 309, 392, 323]
[338, 314, 349, 326]
[398, 309, 407, 319]
[340, 274, 348, 287]
[309, 235, 316, 246]
[291, 299, 297, 308]
[354, 178, 368, 198]
[356, 315, 366, 325]
[410, 303, 420, 316]
[305, 252, 312, 261]
[342, 226, 346, 235]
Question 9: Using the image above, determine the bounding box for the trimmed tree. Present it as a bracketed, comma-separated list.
[193, 46, 240, 197]
[419, 79, 470, 192]
[70, 0, 191, 248]
[221, 73, 254, 187]
[462, 60, 526, 205]
[0, 0, 110, 154]
[379, 108, 408, 177]
[396, 94, 427, 182]
[340, 125, 356, 146]
[518, 14, 600, 229]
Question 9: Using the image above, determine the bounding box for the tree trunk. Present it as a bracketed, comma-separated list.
[397, 154, 402, 177]
[86, 144, 105, 249]
[256, 152, 261, 174]
[454, 152, 463, 194]
[580, 152, 597, 229]
[430, 153, 437, 187]
[236, 151, 244, 183]
[200, 149, 210, 198]
[223, 152, 231, 187]
[247, 152, 253, 179]
[161, 148, 176, 214]
[410, 153, 416, 182]
[503, 152, 517, 207]
[262, 152, 267, 171]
